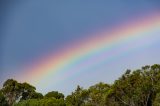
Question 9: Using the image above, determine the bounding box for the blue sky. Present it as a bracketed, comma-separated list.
[0, 1, 160, 94]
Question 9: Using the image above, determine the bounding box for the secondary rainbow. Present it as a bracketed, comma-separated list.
[18, 12, 160, 86]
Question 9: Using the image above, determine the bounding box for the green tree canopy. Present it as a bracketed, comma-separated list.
[1, 64, 160, 106]
[14, 98, 66, 106]
[2, 79, 37, 105]
[45, 91, 64, 99]
[0, 89, 8, 106]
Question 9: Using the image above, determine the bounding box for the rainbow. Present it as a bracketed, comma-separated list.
[18, 12, 160, 87]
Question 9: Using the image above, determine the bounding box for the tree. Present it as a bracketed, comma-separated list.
[66, 83, 110, 106]
[153, 92, 160, 106]
[31, 92, 43, 99]
[2, 79, 21, 106]
[0, 89, 8, 106]
[45, 91, 64, 99]
[2, 64, 160, 106]
[66, 85, 87, 106]
[20, 82, 36, 100]
[105, 64, 160, 106]
[87, 82, 110, 106]
[1, 79, 37, 105]
[14, 98, 66, 106]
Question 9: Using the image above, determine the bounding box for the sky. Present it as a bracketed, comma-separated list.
[0, 1, 160, 95]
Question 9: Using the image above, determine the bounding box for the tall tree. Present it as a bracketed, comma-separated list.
[2, 79, 21, 106]
[2, 79, 36, 105]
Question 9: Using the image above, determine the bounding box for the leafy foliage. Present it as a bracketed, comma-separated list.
[0, 89, 8, 106]
[14, 98, 66, 106]
[30, 92, 43, 99]
[45, 91, 64, 99]
[1, 79, 37, 105]
[1, 64, 160, 106]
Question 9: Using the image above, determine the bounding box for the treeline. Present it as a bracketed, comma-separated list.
[1, 64, 160, 106]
